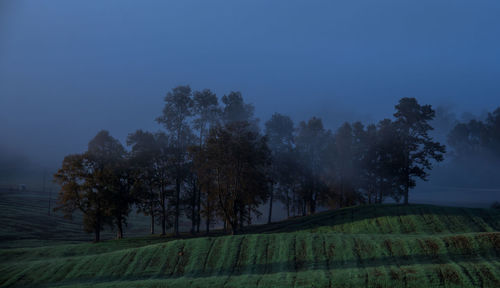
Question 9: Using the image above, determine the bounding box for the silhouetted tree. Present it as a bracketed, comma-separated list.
[156, 85, 194, 236]
[373, 119, 405, 203]
[189, 145, 215, 234]
[127, 130, 173, 235]
[54, 130, 125, 242]
[332, 123, 358, 206]
[357, 123, 378, 204]
[393, 98, 445, 204]
[54, 154, 105, 242]
[108, 156, 135, 239]
[191, 89, 220, 233]
[295, 117, 331, 214]
[202, 121, 270, 234]
[128, 130, 158, 234]
[265, 113, 295, 223]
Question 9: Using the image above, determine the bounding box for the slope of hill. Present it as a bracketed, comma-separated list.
[1, 204, 499, 287]
[247, 204, 500, 234]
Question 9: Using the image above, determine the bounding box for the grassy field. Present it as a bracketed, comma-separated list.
[0, 189, 168, 248]
[1, 190, 499, 287]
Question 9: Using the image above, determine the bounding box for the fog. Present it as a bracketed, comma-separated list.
[1, 1, 500, 206]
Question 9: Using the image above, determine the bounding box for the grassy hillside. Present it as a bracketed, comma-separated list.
[247, 204, 500, 234]
[1, 204, 499, 287]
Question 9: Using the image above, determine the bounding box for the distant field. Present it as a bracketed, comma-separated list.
[1, 190, 499, 287]
[0, 189, 168, 247]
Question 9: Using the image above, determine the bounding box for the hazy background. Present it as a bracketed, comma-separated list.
[1, 0, 500, 205]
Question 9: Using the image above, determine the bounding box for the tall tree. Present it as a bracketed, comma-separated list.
[128, 130, 158, 234]
[108, 156, 135, 239]
[264, 113, 294, 223]
[54, 153, 106, 242]
[86, 131, 129, 239]
[156, 85, 194, 236]
[189, 144, 217, 234]
[127, 130, 173, 235]
[202, 121, 270, 234]
[278, 150, 302, 217]
[54, 130, 126, 242]
[393, 98, 446, 204]
[373, 119, 404, 203]
[356, 123, 378, 204]
[295, 117, 330, 214]
[333, 123, 357, 207]
[191, 89, 220, 232]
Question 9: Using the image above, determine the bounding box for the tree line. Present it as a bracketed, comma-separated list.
[448, 107, 500, 160]
[54, 86, 445, 241]
[445, 107, 500, 207]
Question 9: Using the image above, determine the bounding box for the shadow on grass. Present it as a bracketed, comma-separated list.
[11, 251, 499, 288]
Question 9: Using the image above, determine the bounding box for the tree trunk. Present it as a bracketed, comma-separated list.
[286, 188, 290, 218]
[191, 182, 196, 234]
[247, 205, 252, 226]
[404, 143, 410, 205]
[95, 206, 101, 242]
[151, 213, 155, 234]
[404, 165, 410, 205]
[310, 201, 316, 214]
[94, 229, 100, 242]
[340, 177, 344, 208]
[404, 185, 409, 205]
[150, 189, 155, 234]
[94, 215, 101, 242]
[206, 213, 210, 235]
[197, 129, 203, 234]
[268, 184, 273, 224]
[377, 187, 382, 204]
[233, 203, 239, 234]
[311, 189, 317, 214]
[161, 189, 166, 235]
[239, 210, 244, 230]
[174, 177, 180, 236]
[116, 218, 123, 239]
[230, 217, 237, 235]
[196, 187, 201, 233]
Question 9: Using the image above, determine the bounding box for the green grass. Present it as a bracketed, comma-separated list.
[1, 190, 500, 287]
[246, 204, 500, 234]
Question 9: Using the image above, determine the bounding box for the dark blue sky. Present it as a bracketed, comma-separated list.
[1, 0, 500, 168]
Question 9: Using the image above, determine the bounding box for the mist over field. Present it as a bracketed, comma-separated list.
[1, 2, 500, 159]
[2, 2, 500, 288]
